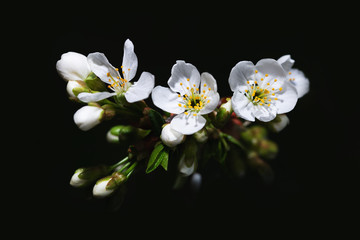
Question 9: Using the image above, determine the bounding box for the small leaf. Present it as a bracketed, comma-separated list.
[160, 148, 169, 171]
[146, 143, 166, 173]
[148, 109, 165, 136]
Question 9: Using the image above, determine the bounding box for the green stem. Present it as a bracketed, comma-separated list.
[109, 156, 129, 171]
[124, 162, 138, 178]
[219, 132, 246, 151]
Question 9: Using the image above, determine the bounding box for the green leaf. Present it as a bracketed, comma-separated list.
[146, 143, 169, 173]
[148, 109, 165, 136]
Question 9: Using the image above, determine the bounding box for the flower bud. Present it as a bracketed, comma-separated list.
[73, 106, 104, 131]
[267, 114, 290, 132]
[160, 124, 185, 147]
[193, 128, 208, 143]
[257, 139, 278, 159]
[70, 165, 110, 187]
[240, 126, 267, 144]
[213, 98, 232, 128]
[66, 80, 87, 97]
[178, 138, 198, 176]
[109, 125, 151, 144]
[93, 172, 127, 198]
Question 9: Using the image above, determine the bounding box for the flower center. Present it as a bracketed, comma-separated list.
[243, 72, 282, 107]
[177, 80, 212, 116]
[107, 66, 132, 94]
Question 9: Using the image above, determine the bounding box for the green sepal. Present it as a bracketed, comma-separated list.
[106, 172, 127, 190]
[146, 142, 169, 173]
[84, 72, 107, 91]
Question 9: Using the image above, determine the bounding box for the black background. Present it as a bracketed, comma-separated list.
[40, 3, 358, 236]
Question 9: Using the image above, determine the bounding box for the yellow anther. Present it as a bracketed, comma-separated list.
[115, 68, 119, 71]
[268, 103, 271, 107]
[279, 87, 283, 91]
[274, 79, 277, 82]
[289, 72, 292, 75]
[187, 78, 190, 81]
[121, 66, 123, 68]
[180, 83, 183, 86]
[272, 93, 275, 96]
[204, 84, 207, 87]
[265, 74, 269, 77]
[107, 72, 110, 77]
[255, 70, 258, 73]
[245, 90, 248, 93]
[186, 87, 189, 90]
[208, 88, 211, 91]
[193, 84, 196, 87]
[247, 81, 250, 84]
[193, 113, 197, 116]
[254, 81, 258, 84]
[203, 90, 206, 93]
[259, 103, 263, 106]
[272, 88, 275, 91]
[128, 68, 130, 71]
[178, 94, 181, 97]
[207, 100, 210, 103]
[184, 112, 189, 115]
[178, 103, 182, 107]
[261, 78, 264, 81]
[274, 98, 278, 100]
[267, 83, 270, 85]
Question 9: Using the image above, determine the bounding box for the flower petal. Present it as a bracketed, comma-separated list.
[125, 72, 155, 103]
[78, 92, 116, 103]
[277, 55, 295, 73]
[170, 113, 206, 135]
[231, 89, 255, 121]
[288, 68, 309, 98]
[253, 105, 277, 122]
[56, 52, 91, 81]
[200, 72, 218, 93]
[167, 60, 201, 95]
[88, 52, 120, 83]
[228, 61, 255, 92]
[275, 82, 298, 114]
[151, 86, 185, 114]
[255, 58, 287, 81]
[199, 92, 220, 115]
[122, 39, 138, 81]
[73, 106, 104, 131]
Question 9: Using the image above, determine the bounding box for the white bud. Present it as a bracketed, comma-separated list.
[221, 98, 232, 112]
[73, 106, 104, 131]
[70, 169, 87, 187]
[92, 178, 114, 198]
[160, 124, 185, 147]
[66, 80, 84, 97]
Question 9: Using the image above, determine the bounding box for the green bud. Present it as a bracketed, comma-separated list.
[257, 139, 278, 159]
[84, 72, 106, 91]
[240, 126, 267, 144]
[92, 172, 127, 198]
[109, 125, 151, 143]
[213, 98, 232, 128]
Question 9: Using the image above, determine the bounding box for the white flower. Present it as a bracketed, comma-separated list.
[77, 39, 155, 103]
[152, 61, 220, 135]
[160, 124, 185, 147]
[56, 52, 91, 97]
[229, 59, 298, 122]
[277, 55, 309, 98]
[73, 105, 104, 131]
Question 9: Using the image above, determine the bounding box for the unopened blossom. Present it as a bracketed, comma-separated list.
[277, 55, 309, 98]
[78, 39, 154, 103]
[152, 60, 220, 135]
[229, 58, 298, 122]
[73, 105, 104, 131]
[160, 124, 185, 147]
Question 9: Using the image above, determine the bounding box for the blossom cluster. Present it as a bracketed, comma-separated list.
[57, 39, 309, 200]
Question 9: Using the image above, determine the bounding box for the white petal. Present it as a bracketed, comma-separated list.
[78, 91, 116, 103]
[228, 61, 255, 92]
[160, 124, 185, 147]
[199, 92, 220, 115]
[167, 60, 201, 95]
[87, 52, 120, 83]
[125, 72, 155, 103]
[277, 55, 295, 72]
[122, 39, 138, 81]
[170, 113, 206, 135]
[288, 68, 309, 98]
[255, 59, 287, 82]
[231, 89, 255, 121]
[66, 80, 83, 97]
[253, 105, 277, 122]
[275, 82, 298, 114]
[151, 86, 185, 114]
[200, 72, 218, 93]
[56, 52, 91, 81]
